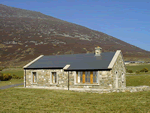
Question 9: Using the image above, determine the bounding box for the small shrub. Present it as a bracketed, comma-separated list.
[0, 72, 3, 80]
[0, 73, 12, 81]
[140, 68, 149, 73]
[127, 69, 133, 73]
[12, 74, 22, 79]
[136, 71, 140, 74]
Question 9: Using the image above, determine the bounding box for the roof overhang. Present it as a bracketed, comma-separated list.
[63, 64, 70, 70]
[108, 50, 121, 69]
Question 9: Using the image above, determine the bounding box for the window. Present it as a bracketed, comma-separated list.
[32, 72, 37, 83]
[93, 71, 97, 83]
[76, 71, 98, 84]
[51, 72, 57, 84]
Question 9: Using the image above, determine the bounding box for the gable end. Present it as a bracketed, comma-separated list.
[108, 50, 121, 69]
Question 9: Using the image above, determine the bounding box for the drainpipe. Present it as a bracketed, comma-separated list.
[24, 69, 26, 87]
[68, 71, 69, 90]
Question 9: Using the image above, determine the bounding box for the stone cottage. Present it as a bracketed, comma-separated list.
[23, 47, 126, 90]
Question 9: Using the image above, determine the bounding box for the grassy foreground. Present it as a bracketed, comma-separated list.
[0, 88, 150, 112]
[0, 79, 23, 87]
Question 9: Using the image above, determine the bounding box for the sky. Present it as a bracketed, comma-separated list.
[0, 0, 150, 51]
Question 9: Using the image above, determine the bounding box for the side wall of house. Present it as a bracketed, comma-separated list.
[110, 52, 126, 88]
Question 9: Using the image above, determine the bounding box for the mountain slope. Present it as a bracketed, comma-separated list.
[0, 4, 150, 66]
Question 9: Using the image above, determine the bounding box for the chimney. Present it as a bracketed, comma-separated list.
[95, 46, 102, 56]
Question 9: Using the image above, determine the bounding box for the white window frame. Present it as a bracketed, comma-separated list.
[50, 72, 58, 84]
[31, 71, 38, 84]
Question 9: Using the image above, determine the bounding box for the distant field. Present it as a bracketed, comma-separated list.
[126, 64, 150, 73]
[126, 75, 150, 86]
[2, 68, 23, 77]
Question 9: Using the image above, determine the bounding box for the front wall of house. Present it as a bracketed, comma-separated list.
[25, 69, 68, 88]
[24, 53, 126, 89]
[25, 69, 113, 89]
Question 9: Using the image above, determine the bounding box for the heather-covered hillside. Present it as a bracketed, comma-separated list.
[0, 4, 150, 66]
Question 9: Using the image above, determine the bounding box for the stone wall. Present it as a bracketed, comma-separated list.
[110, 52, 126, 88]
[23, 86, 150, 94]
[25, 69, 68, 88]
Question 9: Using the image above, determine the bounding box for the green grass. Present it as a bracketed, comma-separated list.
[126, 64, 150, 73]
[0, 79, 23, 87]
[0, 88, 150, 112]
[126, 75, 150, 86]
[1, 68, 23, 77]
[0, 67, 149, 112]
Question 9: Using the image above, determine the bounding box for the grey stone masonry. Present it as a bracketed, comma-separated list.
[22, 86, 150, 94]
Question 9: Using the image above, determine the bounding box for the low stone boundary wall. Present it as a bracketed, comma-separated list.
[17, 86, 150, 94]
[72, 86, 150, 94]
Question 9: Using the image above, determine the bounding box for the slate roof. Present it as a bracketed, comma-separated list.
[25, 52, 116, 70]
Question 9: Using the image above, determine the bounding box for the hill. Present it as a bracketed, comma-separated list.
[0, 4, 150, 66]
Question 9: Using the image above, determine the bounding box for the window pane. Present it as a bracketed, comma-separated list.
[34, 75, 37, 82]
[55, 73, 57, 83]
[85, 71, 88, 82]
[93, 71, 97, 83]
[33, 72, 37, 83]
[80, 71, 83, 82]
[87, 71, 90, 82]
[52, 72, 57, 83]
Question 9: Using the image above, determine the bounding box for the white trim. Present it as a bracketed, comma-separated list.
[108, 50, 121, 69]
[63, 64, 70, 70]
[120, 52, 126, 71]
[74, 71, 76, 85]
[78, 73, 80, 83]
[23, 55, 44, 68]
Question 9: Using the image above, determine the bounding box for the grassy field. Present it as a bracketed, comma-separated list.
[126, 75, 150, 86]
[126, 64, 150, 73]
[0, 88, 150, 112]
[0, 79, 23, 87]
[0, 66, 150, 112]
[2, 68, 23, 77]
